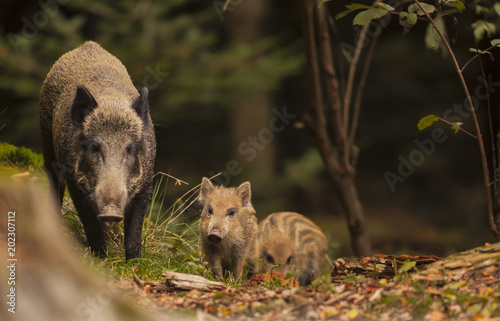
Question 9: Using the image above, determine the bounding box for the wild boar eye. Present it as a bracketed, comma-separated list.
[126, 144, 133, 155]
[207, 206, 213, 216]
[265, 253, 274, 265]
[286, 256, 293, 265]
[227, 209, 235, 218]
[90, 143, 100, 154]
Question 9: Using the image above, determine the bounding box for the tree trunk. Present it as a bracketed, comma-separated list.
[225, 0, 275, 180]
[335, 176, 371, 256]
[298, 0, 371, 256]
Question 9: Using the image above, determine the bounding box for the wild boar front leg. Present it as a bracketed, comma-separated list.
[206, 250, 223, 279]
[68, 185, 107, 257]
[231, 255, 246, 280]
[123, 188, 150, 260]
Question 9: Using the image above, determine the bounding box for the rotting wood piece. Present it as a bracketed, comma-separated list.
[331, 254, 440, 283]
[413, 242, 500, 284]
[161, 271, 226, 292]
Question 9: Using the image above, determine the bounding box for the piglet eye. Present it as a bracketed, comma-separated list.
[265, 253, 274, 265]
[227, 209, 235, 218]
[286, 256, 293, 265]
[207, 206, 213, 216]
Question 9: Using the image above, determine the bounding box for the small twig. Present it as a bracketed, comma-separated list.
[437, 117, 477, 139]
[133, 274, 143, 288]
[222, 0, 232, 11]
[461, 45, 500, 72]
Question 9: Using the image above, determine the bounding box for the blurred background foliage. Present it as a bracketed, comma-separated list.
[0, 0, 499, 257]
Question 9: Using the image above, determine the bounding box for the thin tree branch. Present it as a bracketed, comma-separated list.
[348, 29, 379, 146]
[298, 0, 340, 175]
[326, 13, 346, 105]
[461, 45, 499, 72]
[414, 0, 498, 237]
[343, 0, 383, 142]
[437, 117, 477, 139]
[473, 45, 498, 214]
[317, 4, 348, 170]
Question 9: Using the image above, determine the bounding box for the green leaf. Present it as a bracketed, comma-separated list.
[451, 122, 463, 134]
[467, 304, 483, 314]
[377, 3, 394, 11]
[399, 11, 418, 25]
[491, 39, 500, 46]
[472, 20, 496, 41]
[353, 8, 388, 25]
[417, 114, 439, 131]
[452, 0, 465, 13]
[346, 309, 359, 319]
[346, 3, 370, 10]
[408, 3, 436, 16]
[494, 2, 500, 16]
[399, 260, 417, 273]
[407, 12, 418, 25]
[469, 48, 493, 59]
[335, 4, 370, 20]
[336, 9, 356, 20]
[475, 5, 491, 15]
[425, 19, 448, 57]
[399, 12, 417, 33]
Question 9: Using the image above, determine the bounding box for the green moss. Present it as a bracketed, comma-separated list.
[0, 142, 44, 167]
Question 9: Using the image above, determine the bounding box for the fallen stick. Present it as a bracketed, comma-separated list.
[161, 271, 225, 291]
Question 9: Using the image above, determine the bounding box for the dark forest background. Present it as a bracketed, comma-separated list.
[1, 0, 499, 257]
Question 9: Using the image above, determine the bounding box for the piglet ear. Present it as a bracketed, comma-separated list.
[132, 87, 151, 129]
[71, 85, 98, 127]
[198, 177, 214, 204]
[236, 181, 252, 207]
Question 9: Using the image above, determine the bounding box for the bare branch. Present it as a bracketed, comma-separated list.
[343, 0, 383, 140]
[298, 0, 340, 174]
[348, 29, 379, 146]
[317, 4, 348, 169]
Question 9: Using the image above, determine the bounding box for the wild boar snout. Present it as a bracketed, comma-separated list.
[95, 178, 127, 229]
[97, 205, 123, 229]
[208, 229, 223, 244]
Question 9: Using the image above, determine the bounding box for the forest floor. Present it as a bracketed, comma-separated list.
[116, 243, 500, 321]
[2, 143, 499, 320]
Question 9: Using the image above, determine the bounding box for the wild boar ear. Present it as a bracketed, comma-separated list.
[198, 177, 214, 203]
[71, 85, 97, 127]
[132, 87, 151, 129]
[236, 181, 252, 207]
[269, 214, 277, 227]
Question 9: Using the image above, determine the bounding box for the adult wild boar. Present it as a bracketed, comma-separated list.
[256, 212, 327, 285]
[39, 41, 156, 260]
[198, 177, 258, 279]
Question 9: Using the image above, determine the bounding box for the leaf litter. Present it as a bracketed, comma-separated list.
[115, 243, 500, 320]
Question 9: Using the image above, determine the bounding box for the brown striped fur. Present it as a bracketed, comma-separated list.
[256, 211, 327, 285]
[198, 177, 258, 280]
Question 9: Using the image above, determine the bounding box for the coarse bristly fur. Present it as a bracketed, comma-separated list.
[256, 212, 328, 286]
[39, 41, 156, 260]
[197, 177, 258, 280]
